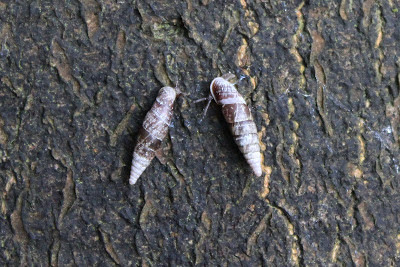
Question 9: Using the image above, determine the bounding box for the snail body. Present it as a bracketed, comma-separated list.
[129, 86, 177, 185]
[209, 74, 262, 176]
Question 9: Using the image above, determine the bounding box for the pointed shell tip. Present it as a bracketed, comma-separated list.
[254, 168, 262, 177]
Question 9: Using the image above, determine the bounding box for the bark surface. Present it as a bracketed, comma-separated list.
[1, 0, 399, 266]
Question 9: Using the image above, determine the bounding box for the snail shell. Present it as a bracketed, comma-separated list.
[130, 86, 177, 185]
[210, 75, 262, 176]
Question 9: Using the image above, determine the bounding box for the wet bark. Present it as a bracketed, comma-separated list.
[1, 0, 399, 266]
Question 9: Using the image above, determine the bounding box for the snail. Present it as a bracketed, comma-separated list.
[197, 74, 262, 176]
[130, 86, 178, 185]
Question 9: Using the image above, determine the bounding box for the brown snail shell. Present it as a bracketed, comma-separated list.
[209, 74, 262, 176]
[129, 86, 177, 185]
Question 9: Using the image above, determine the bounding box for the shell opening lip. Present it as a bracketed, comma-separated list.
[209, 78, 219, 102]
[162, 86, 176, 96]
[159, 86, 177, 103]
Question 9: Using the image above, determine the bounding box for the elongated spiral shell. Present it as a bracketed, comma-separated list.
[210, 76, 262, 176]
[130, 86, 177, 185]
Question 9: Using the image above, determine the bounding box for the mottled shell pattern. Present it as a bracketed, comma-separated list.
[210, 75, 262, 176]
[129, 86, 177, 185]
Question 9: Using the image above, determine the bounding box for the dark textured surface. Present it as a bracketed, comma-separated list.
[1, 0, 400, 266]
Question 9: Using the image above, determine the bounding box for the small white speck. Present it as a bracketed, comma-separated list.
[383, 126, 392, 134]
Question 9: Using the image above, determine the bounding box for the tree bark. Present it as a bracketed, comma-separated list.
[1, 0, 399, 266]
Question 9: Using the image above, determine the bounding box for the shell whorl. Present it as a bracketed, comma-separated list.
[130, 152, 151, 185]
[211, 75, 262, 177]
[129, 86, 177, 185]
[210, 77, 246, 105]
